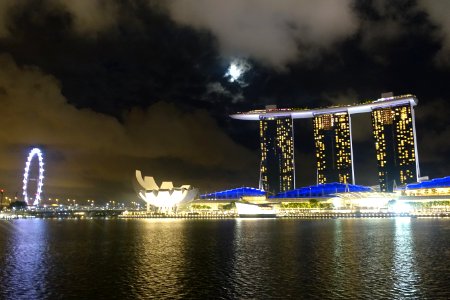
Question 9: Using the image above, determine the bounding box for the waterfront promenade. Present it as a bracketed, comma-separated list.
[1, 207, 449, 220]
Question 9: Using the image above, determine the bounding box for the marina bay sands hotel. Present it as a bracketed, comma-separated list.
[230, 93, 420, 194]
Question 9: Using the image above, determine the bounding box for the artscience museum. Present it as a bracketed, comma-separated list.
[135, 170, 197, 213]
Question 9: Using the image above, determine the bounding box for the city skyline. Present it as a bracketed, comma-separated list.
[0, 1, 449, 202]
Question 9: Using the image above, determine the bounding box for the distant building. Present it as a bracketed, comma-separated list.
[259, 112, 295, 195]
[193, 187, 267, 211]
[135, 170, 197, 213]
[403, 176, 450, 196]
[371, 97, 420, 192]
[271, 182, 372, 199]
[200, 187, 266, 200]
[313, 112, 353, 184]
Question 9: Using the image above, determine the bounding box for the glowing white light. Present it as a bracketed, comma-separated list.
[22, 148, 45, 206]
[331, 197, 343, 209]
[225, 58, 251, 85]
[235, 202, 276, 216]
[228, 64, 242, 82]
[391, 201, 411, 214]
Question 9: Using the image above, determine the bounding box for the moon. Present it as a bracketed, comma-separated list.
[225, 59, 251, 85]
[227, 63, 242, 82]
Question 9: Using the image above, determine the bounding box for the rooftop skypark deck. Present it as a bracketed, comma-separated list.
[230, 94, 418, 120]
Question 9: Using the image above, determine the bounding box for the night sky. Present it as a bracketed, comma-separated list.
[0, 0, 449, 203]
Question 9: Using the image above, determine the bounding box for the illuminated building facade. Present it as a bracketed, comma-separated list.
[135, 170, 198, 213]
[371, 103, 419, 192]
[231, 94, 419, 192]
[200, 187, 266, 199]
[404, 176, 450, 196]
[259, 115, 295, 195]
[313, 112, 354, 184]
[271, 182, 371, 198]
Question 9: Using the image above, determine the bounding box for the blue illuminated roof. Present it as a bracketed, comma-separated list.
[200, 187, 266, 199]
[271, 183, 372, 198]
[406, 176, 450, 189]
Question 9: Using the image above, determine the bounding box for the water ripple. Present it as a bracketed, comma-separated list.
[0, 218, 449, 299]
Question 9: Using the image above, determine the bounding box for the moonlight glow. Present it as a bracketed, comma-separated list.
[225, 59, 251, 85]
[22, 148, 45, 206]
[227, 64, 242, 82]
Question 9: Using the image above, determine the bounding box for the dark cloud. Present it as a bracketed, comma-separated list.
[0, 54, 257, 201]
[0, 0, 224, 117]
[204, 82, 244, 103]
[417, 0, 450, 65]
[0, 0, 16, 37]
[50, 0, 120, 36]
[415, 98, 450, 171]
[163, 0, 358, 69]
[0, 1, 449, 69]
[0, 0, 119, 38]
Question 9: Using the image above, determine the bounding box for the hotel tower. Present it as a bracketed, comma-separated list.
[259, 107, 295, 195]
[371, 98, 420, 192]
[313, 112, 354, 185]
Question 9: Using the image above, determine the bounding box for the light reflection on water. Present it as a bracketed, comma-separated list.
[392, 218, 421, 299]
[0, 220, 50, 299]
[0, 218, 449, 299]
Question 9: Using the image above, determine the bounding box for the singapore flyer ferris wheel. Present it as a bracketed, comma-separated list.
[22, 148, 45, 206]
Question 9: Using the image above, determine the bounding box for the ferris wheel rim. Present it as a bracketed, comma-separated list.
[22, 147, 45, 206]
